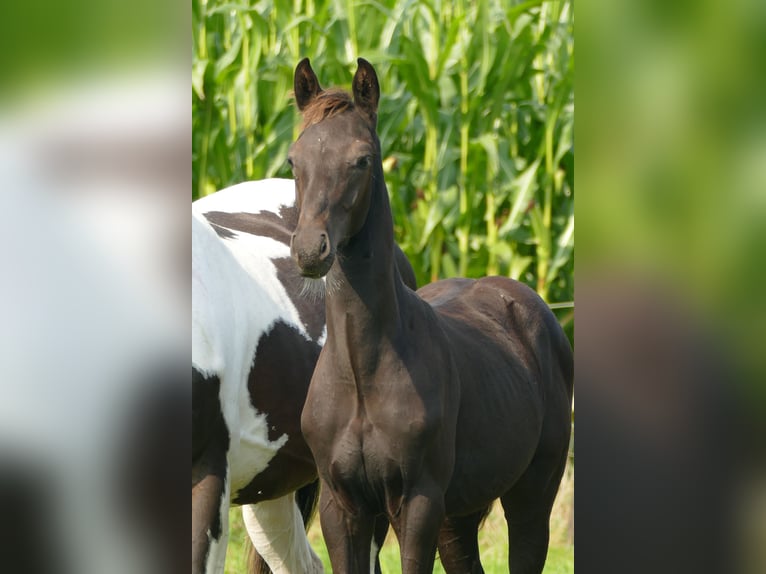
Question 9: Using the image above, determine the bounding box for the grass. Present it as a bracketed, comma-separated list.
[224, 460, 573, 573]
[224, 505, 572, 574]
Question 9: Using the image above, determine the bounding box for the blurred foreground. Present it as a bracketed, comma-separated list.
[577, 1, 765, 573]
[0, 10, 188, 569]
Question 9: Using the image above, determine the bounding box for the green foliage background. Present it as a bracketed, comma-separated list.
[192, 0, 574, 335]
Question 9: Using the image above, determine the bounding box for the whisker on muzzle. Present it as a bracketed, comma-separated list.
[298, 271, 344, 301]
[325, 271, 343, 297]
[299, 276, 326, 302]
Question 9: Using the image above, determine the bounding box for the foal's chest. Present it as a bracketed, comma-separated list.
[306, 346, 440, 512]
[323, 416, 409, 513]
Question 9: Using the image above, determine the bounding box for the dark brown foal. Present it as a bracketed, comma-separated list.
[289, 58, 573, 574]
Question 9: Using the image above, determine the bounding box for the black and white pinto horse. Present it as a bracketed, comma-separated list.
[192, 178, 415, 574]
[192, 178, 324, 574]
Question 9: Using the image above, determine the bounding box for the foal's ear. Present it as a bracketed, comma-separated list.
[294, 58, 322, 111]
[352, 58, 380, 120]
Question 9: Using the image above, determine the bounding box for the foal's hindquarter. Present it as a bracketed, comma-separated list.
[422, 278, 573, 574]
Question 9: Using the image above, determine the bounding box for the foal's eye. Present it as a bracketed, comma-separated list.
[286, 157, 294, 169]
[354, 155, 371, 169]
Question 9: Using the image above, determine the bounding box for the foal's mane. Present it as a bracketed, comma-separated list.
[297, 88, 355, 130]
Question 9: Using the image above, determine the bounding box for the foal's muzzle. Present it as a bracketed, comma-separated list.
[290, 227, 334, 278]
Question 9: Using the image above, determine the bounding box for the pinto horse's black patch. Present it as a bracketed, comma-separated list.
[232, 321, 320, 504]
[207, 221, 236, 239]
[272, 257, 326, 342]
[203, 204, 298, 247]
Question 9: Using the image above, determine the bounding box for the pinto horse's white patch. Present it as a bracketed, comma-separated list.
[192, 178, 297, 216]
[229, 362, 289, 492]
[242, 497, 324, 574]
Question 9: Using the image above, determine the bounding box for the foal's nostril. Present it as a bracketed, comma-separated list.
[319, 234, 329, 259]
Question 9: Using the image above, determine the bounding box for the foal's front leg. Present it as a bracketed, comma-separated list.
[391, 481, 446, 574]
[319, 482, 376, 574]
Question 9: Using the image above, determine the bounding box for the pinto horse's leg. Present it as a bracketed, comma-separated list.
[193, 368, 231, 573]
[242, 494, 324, 574]
[192, 473, 230, 574]
[318, 482, 376, 574]
[390, 483, 445, 574]
[436, 507, 489, 574]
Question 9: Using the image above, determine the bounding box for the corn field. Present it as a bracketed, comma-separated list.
[192, 0, 574, 335]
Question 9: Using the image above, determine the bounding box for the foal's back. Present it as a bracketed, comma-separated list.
[418, 275, 573, 515]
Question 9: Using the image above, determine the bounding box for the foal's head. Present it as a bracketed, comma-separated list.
[288, 58, 381, 278]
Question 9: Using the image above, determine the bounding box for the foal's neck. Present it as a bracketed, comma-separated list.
[325, 168, 405, 343]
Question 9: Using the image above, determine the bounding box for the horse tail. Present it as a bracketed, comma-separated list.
[295, 478, 321, 530]
[245, 480, 321, 574]
[478, 502, 494, 529]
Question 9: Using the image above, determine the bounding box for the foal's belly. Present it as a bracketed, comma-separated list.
[444, 446, 537, 515]
[444, 405, 542, 515]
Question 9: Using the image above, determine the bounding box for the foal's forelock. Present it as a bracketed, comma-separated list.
[298, 89, 355, 131]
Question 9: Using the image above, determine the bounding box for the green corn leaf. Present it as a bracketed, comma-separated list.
[192, 58, 208, 100]
[499, 158, 540, 236]
[417, 185, 458, 251]
[194, 0, 574, 307]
